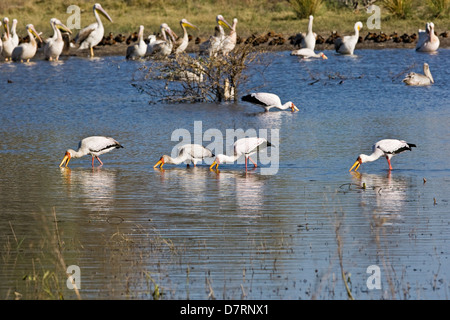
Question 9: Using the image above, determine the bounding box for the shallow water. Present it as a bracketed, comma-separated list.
[0, 49, 449, 300]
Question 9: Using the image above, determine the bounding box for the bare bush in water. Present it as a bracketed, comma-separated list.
[132, 43, 265, 103]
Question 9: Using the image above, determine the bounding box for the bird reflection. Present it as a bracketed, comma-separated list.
[211, 168, 266, 218]
[59, 167, 117, 213]
[350, 171, 411, 225]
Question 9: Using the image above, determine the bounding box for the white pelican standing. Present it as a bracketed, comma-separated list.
[242, 92, 299, 112]
[11, 19, 19, 47]
[44, 18, 72, 61]
[416, 22, 440, 52]
[126, 25, 146, 60]
[210, 137, 272, 171]
[173, 19, 198, 54]
[74, 3, 113, 57]
[402, 63, 434, 86]
[290, 48, 327, 59]
[59, 136, 123, 168]
[334, 21, 363, 55]
[153, 144, 214, 168]
[200, 15, 232, 57]
[221, 18, 238, 56]
[12, 24, 42, 62]
[146, 23, 177, 58]
[301, 15, 316, 50]
[349, 139, 416, 172]
[2, 17, 16, 61]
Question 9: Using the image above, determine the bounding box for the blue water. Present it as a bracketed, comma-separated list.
[0, 48, 449, 300]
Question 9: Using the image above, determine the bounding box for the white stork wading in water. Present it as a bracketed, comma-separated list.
[403, 63, 434, 86]
[241, 92, 299, 112]
[59, 136, 123, 168]
[210, 137, 273, 171]
[153, 144, 215, 168]
[334, 21, 363, 55]
[349, 139, 416, 172]
[74, 3, 113, 57]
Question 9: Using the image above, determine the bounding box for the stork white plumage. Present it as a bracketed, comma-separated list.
[126, 25, 146, 60]
[242, 92, 299, 112]
[349, 139, 416, 172]
[334, 21, 363, 55]
[59, 136, 123, 168]
[74, 3, 113, 57]
[290, 48, 327, 59]
[153, 144, 214, 168]
[210, 137, 272, 171]
[416, 22, 439, 52]
[44, 18, 72, 61]
[403, 63, 434, 86]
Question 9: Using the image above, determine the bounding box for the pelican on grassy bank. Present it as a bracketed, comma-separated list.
[301, 15, 316, 50]
[334, 21, 363, 55]
[126, 25, 146, 60]
[290, 48, 327, 59]
[2, 17, 16, 61]
[242, 92, 299, 112]
[146, 23, 177, 58]
[153, 144, 214, 168]
[173, 19, 198, 54]
[59, 136, 123, 168]
[416, 22, 440, 52]
[349, 139, 416, 172]
[210, 137, 272, 171]
[402, 63, 434, 86]
[44, 18, 72, 61]
[12, 24, 42, 62]
[74, 3, 113, 57]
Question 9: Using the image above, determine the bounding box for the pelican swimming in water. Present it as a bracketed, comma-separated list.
[242, 92, 299, 112]
[334, 21, 363, 55]
[173, 18, 198, 54]
[44, 18, 72, 61]
[59, 136, 123, 168]
[349, 139, 416, 172]
[416, 22, 440, 52]
[300, 15, 316, 50]
[221, 17, 238, 56]
[290, 48, 327, 59]
[210, 137, 272, 171]
[126, 25, 146, 60]
[153, 144, 214, 168]
[403, 63, 434, 86]
[199, 15, 232, 57]
[2, 17, 16, 61]
[146, 23, 177, 59]
[74, 3, 113, 57]
[12, 24, 42, 62]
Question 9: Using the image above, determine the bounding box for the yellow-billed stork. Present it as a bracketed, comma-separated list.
[153, 144, 214, 168]
[349, 139, 416, 172]
[59, 136, 123, 168]
[290, 48, 327, 59]
[210, 137, 272, 171]
[242, 92, 299, 112]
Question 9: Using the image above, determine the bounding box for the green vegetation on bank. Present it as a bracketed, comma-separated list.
[1, 0, 448, 38]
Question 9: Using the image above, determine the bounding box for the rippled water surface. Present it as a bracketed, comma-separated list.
[0, 49, 449, 300]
